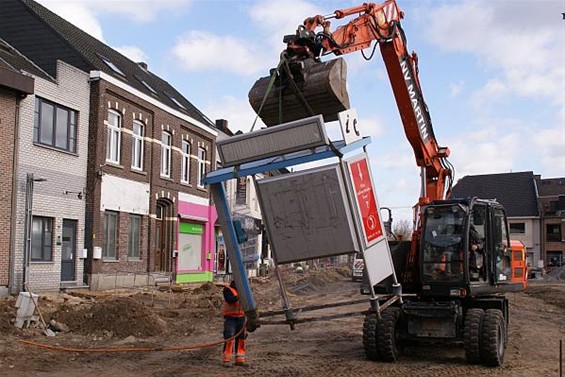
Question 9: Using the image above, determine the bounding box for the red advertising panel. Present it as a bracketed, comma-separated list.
[349, 156, 382, 245]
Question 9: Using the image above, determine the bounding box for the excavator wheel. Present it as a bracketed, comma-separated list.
[480, 309, 506, 367]
[376, 306, 402, 362]
[248, 58, 350, 127]
[463, 308, 484, 364]
[362, 309, 381, 361]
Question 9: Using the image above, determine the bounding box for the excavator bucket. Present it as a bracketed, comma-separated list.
[248, 57, 350, 127]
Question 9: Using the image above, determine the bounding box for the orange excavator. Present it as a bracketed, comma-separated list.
[249, 0, 527, 366]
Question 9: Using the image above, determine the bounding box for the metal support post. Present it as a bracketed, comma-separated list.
[210, 183, 259, 330]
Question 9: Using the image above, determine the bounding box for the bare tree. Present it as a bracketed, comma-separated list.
[393, 219, 413, 241]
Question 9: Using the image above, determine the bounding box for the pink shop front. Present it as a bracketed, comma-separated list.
[175, 194, 217, 283]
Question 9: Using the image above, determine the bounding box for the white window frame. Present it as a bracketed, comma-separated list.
[197, 147, 207, 188]
[161, 131, 172, 178]
[106, 109, 121, 164]
[132, 120, 144, 171]
[31, 216, 53, 261]
[181, 140, 191, 183]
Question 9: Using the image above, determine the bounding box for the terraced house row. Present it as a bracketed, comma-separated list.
[0, 0, 225, 293]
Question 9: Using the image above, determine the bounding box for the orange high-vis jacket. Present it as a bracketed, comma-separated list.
[223, 285, 245, 317]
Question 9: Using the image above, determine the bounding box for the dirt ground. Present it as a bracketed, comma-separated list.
[1, 268, 564, 377]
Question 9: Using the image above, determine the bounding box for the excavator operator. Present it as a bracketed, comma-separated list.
[469, 224, 485, 281]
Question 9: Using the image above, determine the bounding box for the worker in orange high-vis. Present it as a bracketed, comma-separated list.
[222, 279, 248, 367]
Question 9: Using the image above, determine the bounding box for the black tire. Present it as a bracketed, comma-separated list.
[362, 310, 380, 361]
[376, 306, 401, 362]
[464, 308, 484, 364]
[480, 309, 506, 367]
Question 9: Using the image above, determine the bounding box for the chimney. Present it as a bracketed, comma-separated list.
[215, 119, 229, 133]
[137, 62, 148, 70]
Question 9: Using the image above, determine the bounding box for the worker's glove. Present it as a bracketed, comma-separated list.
[245, 309, 260, 333]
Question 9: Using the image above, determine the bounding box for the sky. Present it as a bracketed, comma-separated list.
[37, 0, 565, 224]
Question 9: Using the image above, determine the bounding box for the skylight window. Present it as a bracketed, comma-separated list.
[165, 92, 186, 110]
[141, 80, 156, 94]
[98, 54, 125, 76]
[136, 75, 157, 95]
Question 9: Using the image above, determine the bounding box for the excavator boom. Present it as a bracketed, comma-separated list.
[248, 0, 452, 205]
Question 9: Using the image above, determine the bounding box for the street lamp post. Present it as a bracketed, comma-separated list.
[23, 173, 46, 291]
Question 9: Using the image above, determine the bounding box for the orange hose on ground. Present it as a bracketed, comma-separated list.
[20, 318, 247, 353]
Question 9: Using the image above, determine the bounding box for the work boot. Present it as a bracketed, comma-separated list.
[222, 361, 233, 368]
[235, 362, 249, 367]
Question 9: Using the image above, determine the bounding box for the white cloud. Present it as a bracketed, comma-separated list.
[34, 1, 167, 80]
[170, 1, 322, 76]
[38, 1, 104, 41]
[450, 80, 465, 97]
[203, 95, 264, 134]
[115, 45, 148, 63]
[449, 130, 520, 178]
[171, 31, 266, 76]
[469, 78, 507, 111]
[249, 1, 322, 51]
[37, 0, 193, 42]
[93, 0, 193, 23]
[423, 0, 564, 104]
[533, 125, 565, 177]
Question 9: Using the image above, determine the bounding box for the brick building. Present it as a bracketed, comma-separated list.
[0, 0, 218, 290]
[0, 38, 34, 295]
[0, 36, 89, 293]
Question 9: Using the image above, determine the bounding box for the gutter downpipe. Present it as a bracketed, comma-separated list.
[8, 96, 22, 294]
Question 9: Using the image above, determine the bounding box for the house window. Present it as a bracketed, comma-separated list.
[197, 147, 207, 188]
[33, 97, 77, 153]
[509, 222, 525, 234]
[103, 211, 118, 259]
[546, 223, 562, 242]
[31, 216, 53, 261]
[161, 132, 172, 177]
[132, 120, 144, 170]
[128, 215, 141, 259]
[106, 109, 121, 164]
[181, 140, 191, 183]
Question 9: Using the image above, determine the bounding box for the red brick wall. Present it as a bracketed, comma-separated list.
[0, 88, 17, 286]
[85, 81, 215, 278]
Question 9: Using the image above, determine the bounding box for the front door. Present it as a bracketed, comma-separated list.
[155, 220, 163, 271]
[154, 200, 173, 272]
[61, 219, 76, 281]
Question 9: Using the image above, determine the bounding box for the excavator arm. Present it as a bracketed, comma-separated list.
[291, 0, 453, 204]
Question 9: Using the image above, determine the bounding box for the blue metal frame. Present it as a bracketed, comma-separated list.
[205, 136, 371, 313]
[204, 137, 371, 185]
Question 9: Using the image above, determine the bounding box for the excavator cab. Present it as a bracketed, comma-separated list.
[418, 198, 524, 297]
[420, 204, 466, 284]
